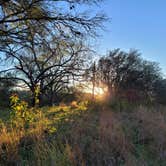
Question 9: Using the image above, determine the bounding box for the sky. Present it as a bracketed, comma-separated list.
[95, 0, 166, 75]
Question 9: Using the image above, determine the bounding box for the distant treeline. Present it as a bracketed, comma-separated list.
[1, 48, 166, 107]
[86, 49, 166, 105]
[0, 1, 165, 107]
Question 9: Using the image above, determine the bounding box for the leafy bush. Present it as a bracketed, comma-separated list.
[10, 94, 34, 128]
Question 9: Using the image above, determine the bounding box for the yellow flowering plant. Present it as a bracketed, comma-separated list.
[10, 94, 34, 128]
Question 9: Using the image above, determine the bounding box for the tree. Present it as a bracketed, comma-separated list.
[0, 0, 107, 55]
[154, 79, 166, 104]
[96, 49, 162, 102]
[0, 73, 16, 107]
[0, 33, 90, 106]
[0, 0, 106, 106]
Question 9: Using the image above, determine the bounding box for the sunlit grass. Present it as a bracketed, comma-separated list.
[1, 101, 166, 165]
[0, 101, 89, 165]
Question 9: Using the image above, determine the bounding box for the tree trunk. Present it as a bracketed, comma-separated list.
[107, 85, 114, 100]
[31, 93, 36, 107]
[92, 62, 96, 100]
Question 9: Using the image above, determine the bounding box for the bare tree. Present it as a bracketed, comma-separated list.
[0, 0, 107, 105]
[0, 33, 90, 106]
[0, 0, 107, 55]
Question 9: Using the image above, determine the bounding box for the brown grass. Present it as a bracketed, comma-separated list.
[1, 104, 166, 165]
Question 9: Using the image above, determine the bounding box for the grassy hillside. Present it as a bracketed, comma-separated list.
[0, 100, 166, 166]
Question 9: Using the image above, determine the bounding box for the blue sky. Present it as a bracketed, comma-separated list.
[95, 0, 166, 74]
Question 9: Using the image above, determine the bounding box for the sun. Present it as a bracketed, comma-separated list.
[83, 83, 107, 97]
[94, 87, 105, 95]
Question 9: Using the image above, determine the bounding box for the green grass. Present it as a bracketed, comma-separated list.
[0, 107, 10, 121]
[0, 102, 166, 165]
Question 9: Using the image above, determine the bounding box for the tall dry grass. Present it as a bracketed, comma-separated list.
[1, 103, 166, 165]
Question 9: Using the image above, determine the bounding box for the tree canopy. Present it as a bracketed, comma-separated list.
[0, 0, 106, 106]
[90, 49, 163, 102]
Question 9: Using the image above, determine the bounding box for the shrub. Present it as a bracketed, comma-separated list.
[10, 94, 34, 128]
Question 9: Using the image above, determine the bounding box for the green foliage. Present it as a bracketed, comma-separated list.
[34, 85, 40, 107]
[154, 79, 166, 104]
[10, 94, 34, 128]
[0, 76, 15, 107]
[96, 49, 163, 104]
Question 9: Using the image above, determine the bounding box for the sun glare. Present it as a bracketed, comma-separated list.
[94, 87, 105, 95]
[84, 84, 107, 96]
